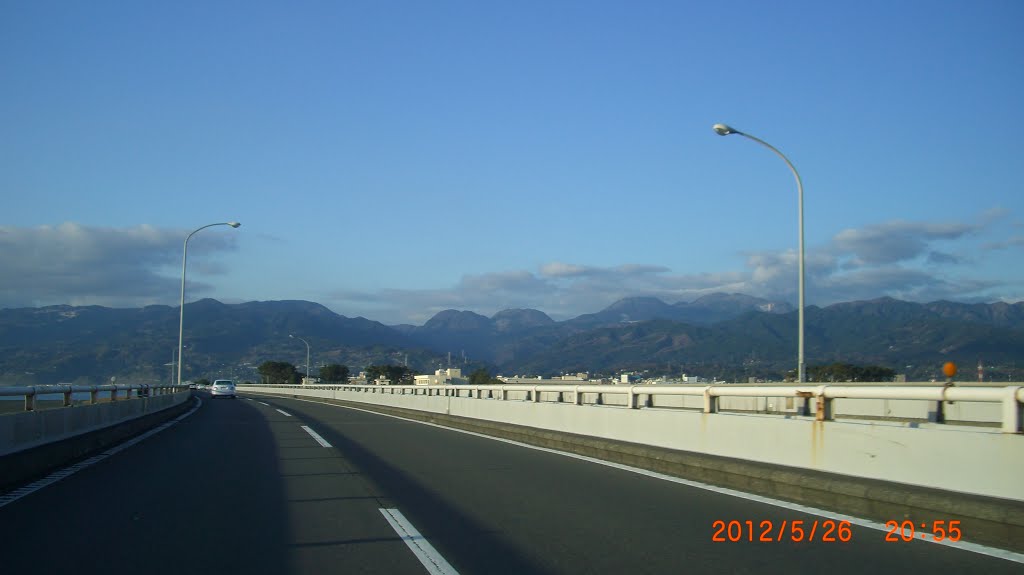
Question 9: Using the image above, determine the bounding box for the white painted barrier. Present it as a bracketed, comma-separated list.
[239, 382, 1024, 502]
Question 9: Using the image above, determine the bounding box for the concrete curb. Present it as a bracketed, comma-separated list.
[263, 391, 1024, 553]
[0, 394, 196, 494]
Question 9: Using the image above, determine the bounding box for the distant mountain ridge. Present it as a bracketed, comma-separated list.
[564, 294, 793, 328]
[1, 294, 1021, 384]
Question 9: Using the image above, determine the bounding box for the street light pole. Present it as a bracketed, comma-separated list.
[177, 221, 241, 387]
[713, 124, 805, 383]
[290, 335, 311, 385]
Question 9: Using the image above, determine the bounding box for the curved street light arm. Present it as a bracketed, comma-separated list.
[177, 222, 241, 386]
[716, 127, 806, 383]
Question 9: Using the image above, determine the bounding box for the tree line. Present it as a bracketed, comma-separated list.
[254, 362, 506, 385]
[806, 363, 896, 382]
[255, 361, 416, 384]
[257, 361, 350, 384]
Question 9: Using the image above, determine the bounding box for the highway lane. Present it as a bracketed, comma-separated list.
[1, 392, 1019, 574]
[0, 394, 431, 575]
[246, 394, 1022, 575]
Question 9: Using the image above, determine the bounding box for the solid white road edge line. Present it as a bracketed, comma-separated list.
[300, 425, 332, 448]
[0, 397, 203, 509]
[379, 508, 460, 575]
[268, 393, 1024, 565]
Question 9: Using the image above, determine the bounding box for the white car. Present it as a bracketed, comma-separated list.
[210, 379, 237, 398]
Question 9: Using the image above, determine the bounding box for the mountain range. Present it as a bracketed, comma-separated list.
[1, 294, 1021, 385]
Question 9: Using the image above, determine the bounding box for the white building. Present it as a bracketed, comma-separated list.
[496, 373, 590, 385]
[414, 368, 466, 386]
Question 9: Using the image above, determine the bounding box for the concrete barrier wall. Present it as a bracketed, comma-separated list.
[0, 391, 191, 457]
[463, 388, 1001, 423]
[241, 385, 1022, 502]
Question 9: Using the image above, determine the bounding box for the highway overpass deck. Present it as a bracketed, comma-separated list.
[0, 391, 1020, 574]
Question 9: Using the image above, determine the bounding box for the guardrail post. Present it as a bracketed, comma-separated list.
[816, 397, 833, 421]
[532, 386, 539, 402]
[90, 388, 99, 404]
[25, 391, 35, 412]
[500, 386, 507, 401]
[1002, 387, 1022, 434]
[703, 387, 717, 414]
[63, 387, 73, 407]
[929, 398, 946, 424]
[796, 391, 813, 416]
[574, 386, 582, 405]
[628, 386, 638, 409]
[111, 387, 119, 402]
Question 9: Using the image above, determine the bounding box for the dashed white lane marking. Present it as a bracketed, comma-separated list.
[300, 425, 332, 448]
[380, 508, 460, 575]
[275, 409, 292, 417]
[0, 397, 203, 509]
[262, 393, 1024, 565]
[257, 401, 269, 406]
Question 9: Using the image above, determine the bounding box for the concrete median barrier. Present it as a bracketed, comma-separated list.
[0, 392, 194, 493]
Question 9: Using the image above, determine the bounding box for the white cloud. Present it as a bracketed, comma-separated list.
[832, 220, 976, 265]
[982, 236, 1024, 251]
[5, 212, 1020, 325]
[538, 262, 595, 278]
[0, 223, 239, 309]
[325, 211, 1022, 323]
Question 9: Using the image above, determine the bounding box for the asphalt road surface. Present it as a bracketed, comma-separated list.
[0, 392, 1019, 574]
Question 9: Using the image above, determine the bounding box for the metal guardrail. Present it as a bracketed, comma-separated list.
[0, 384, 191, 412]
[242, 382, 1024, 434]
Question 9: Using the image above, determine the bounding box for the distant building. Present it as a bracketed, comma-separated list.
[496, 375, 586, 385]
[414, 368, 466, 386]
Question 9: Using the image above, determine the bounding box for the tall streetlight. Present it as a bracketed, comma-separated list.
[712, 123, 806, 383]
[177, 221, 241, 386]
[290, 334, 311, 385]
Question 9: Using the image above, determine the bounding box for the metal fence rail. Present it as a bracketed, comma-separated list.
[241, 382, 1024, 434]
[0, 384, 191, 412]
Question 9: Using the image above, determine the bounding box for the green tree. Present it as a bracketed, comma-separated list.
[320, 364, 350, 383]
[365, 364, 415, 385]
[808, 363, 896, 382]
[468, 368, 497, 385]
[258, 361, 300, 384]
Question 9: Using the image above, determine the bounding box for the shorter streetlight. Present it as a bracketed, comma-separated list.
[290, 334, 311, 385]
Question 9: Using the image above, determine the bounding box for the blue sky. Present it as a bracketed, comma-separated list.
[2, 1, 1022, 324]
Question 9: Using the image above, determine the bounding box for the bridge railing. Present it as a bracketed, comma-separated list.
[0, 384, 191, 413]
[241, 382, 1024, 433]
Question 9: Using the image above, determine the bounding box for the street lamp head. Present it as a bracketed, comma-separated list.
[713, 123, 738, 136]
[227, 222, 241, 228]
[289, 334, 294, 339]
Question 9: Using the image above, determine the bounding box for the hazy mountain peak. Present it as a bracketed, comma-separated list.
[606, 296, 671, 311]
[422, 309, 493, 331]
[491, 308, 554, 332]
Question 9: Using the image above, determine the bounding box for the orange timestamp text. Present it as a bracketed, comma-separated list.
[884, 520, 962, 543]
[711, 519, 852, 543]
